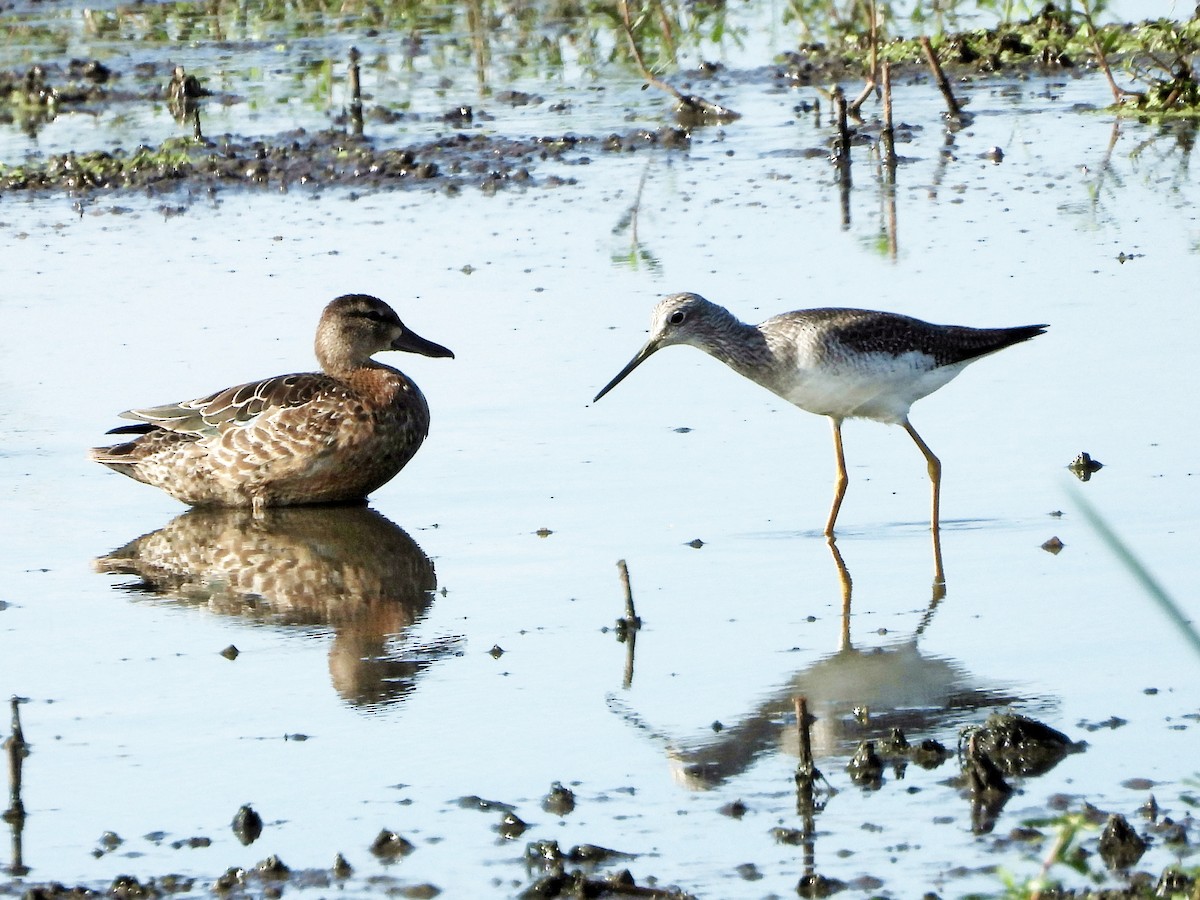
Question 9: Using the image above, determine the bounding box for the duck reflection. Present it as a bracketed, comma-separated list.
[619, 542, 1033, 791]
[97, 506, 457, 709]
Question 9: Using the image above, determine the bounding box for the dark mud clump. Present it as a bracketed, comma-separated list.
[0, 126, 691, 200]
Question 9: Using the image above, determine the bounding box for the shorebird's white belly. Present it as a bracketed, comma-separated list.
[776, 351, 967, 424]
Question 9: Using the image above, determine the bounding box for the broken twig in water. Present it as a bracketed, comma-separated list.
[847, 0, 879, 116]
[880, 62, 897, 171]
[919, 37, 963, 120]
[833, 86, 851, 162]
[1077, 2, 1142, 105]
[4, 696, 30, 876]
[617, 0, 739, 124]
[614, 560, 641, 690]
[167, 65, 206, 140]
[794, 697, 814, 779]
[616, 559, 641, 629]
[347, 47, 364, 138]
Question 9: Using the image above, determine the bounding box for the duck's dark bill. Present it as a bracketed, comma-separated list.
[392, 329, 455, 359]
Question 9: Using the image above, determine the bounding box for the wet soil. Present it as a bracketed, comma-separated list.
[0, 9, 1105, 201]
[3, 6, 1200, 899]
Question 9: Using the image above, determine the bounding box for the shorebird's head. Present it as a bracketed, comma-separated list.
[316, 294, 454, 374]
[592, 293, 736, 402]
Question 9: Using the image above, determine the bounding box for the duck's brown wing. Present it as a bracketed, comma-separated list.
[116, 373, 345, 437]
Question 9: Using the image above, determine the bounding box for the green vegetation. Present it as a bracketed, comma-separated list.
[989, 808, 1200, 898]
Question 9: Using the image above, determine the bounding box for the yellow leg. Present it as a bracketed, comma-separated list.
[826, 537, 853, 651]
[825, 417, 848, 537]
[903, 420, 946, 587]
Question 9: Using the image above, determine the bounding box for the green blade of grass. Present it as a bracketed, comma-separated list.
[1071, 489, 1200, 663]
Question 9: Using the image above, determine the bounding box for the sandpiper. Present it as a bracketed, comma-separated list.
[593, 292, 1046, 536]
[91, 294, 453, 511]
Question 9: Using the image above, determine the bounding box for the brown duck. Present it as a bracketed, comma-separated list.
[91, 294, 453, 510]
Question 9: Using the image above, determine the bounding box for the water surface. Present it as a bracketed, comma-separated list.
[2, 7, 1199, 898]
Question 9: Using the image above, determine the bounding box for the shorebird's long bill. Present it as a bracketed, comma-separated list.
[592, 342, 659, 403]
[392, 329, 455, 359]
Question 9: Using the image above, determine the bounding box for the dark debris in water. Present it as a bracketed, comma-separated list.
[370, 829, 416, 859]
[1098, 813, 1148, 870]
[541, 781, 577, 816]
[1068, 451, 1104, 481]
[0, 126, 692, 202]
[964, 713, 1083, 779]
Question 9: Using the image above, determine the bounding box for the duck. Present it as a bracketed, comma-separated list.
[91, 293, 453, 511]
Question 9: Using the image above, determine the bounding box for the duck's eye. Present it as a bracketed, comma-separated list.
[363, 309, 387, 322]
[668, 310, 687, 326]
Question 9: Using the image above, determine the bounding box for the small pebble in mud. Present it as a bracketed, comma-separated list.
[496, 812, 528, 839]
[1099, 813, 1147, 870]
[735, 862, 762, 881]
[847, 741, 883, 789]
[255, 855, 290, 878]
[1008, 826, 1044, 842]
[332, 853, 353, 878]
[456, 795, 516, 813]
[170, 835, 212, 849]
[489, 645, 505, 658]
[215, 867, 247, 890]
[110, 875, 154, 896]
[568, 843, 632, 864]
[711, 720, 724, 732]
[370, 829, 415, 859]
[798, 873, 846, 897]
[443, 105, 473, 124]
[984, 146, 1004, 162]
[1150, 817, 1189, 844]
[221, 644, 239, 660]
[687, 538, 705, 548]
[231, 804, 263, 845]
[535, 527, 553, 537]
[1041, 536, 1064, 554]
[98, 831, 123, 851]
[718, 800, 748, 819]
[541, 782, 576, 816]
[1068, 451, 1103, 481]
[1079, 715, 1127, 732]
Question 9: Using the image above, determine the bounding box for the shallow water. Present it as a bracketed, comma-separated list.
[3, 5, 1200, 899]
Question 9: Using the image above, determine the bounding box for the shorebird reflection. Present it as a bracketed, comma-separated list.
[96, 506, 458, 709]
[613, 543, 1030, 791]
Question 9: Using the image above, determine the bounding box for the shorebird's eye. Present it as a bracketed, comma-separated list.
[668, 310, 687, 326]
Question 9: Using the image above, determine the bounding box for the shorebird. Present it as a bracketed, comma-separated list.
[592, 292, 1046, 536]
[91, 294, 453, 511]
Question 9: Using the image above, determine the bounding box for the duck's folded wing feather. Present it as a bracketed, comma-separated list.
[119, 374, 341, 436]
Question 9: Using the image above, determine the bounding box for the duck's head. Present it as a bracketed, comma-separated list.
[316, 294, 454, 373]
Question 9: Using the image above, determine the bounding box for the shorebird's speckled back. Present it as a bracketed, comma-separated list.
[90, 294, 454, 510]
[598, 292, 1045, 424]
